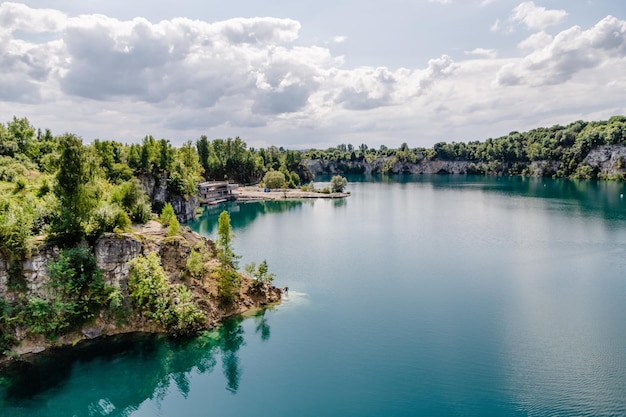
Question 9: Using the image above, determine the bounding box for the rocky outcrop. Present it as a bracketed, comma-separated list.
[305, 145, 626, 179]
[95, 234, 142, 294]
[21, 245, 59, 299]
[1, 222, 282, 359]
[583, 145, 626, 177]
[138, 173, 199, 222]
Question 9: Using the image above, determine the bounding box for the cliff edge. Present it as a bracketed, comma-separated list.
[0, 221, 281, 360]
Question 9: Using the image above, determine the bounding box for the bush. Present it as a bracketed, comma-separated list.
[111, 179, 151, 224]
[185, 249, 205, 278]
[263, 170, 286, 189]
[45, 246, 110, 331]
[160, 202, 180, 236]
[330, 175, 348, 193]
[0, 198, 35, 260]
[88, 202, 131, 239]
[129, 252, 204, 335]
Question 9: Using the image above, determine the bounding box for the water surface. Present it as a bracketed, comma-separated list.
[2, 175, 626, 416]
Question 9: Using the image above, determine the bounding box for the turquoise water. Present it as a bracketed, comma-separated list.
[2, 175, 626, 416]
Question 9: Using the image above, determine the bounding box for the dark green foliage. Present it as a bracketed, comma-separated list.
[129, 252, 205, 336]
[0, 299, 17, 354]
[20, 247, 110, 339]
[111, 179, 151, 223]
[48, 134, 98, 245]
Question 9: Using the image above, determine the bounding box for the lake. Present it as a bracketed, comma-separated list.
[2, 175, 626, 416]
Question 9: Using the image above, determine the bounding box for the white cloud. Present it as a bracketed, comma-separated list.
[497, 15, 626, 86]
[333, 35, 347, 44]
[428, 0, 452, 4]
[0, 2, 624, 149]
[511, 1, 567, 31]
[517, 31, 552, 50]
[465, 48, 498, 58]
[490, 18, 501, 32]
[480, 0, 497, 6]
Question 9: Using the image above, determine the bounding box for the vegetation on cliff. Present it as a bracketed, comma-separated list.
[1, 114, 626, 357]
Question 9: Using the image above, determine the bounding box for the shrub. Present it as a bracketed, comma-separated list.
[330, 175, 348, 193]
[160, 202, 180, 236]
[185, 249, 205, 278]
[129, 252, 204, 335]
[263, 170, 286, 189]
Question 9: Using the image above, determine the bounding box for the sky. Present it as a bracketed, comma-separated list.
[1, 1, 626, 149]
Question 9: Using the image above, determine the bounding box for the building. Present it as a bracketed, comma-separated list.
[197, 181, 238, 204]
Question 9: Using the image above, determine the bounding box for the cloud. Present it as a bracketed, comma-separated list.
[480, 0, 497, 6]
[517, 31, 552, 50]
[511, 1, 567, 31]
[428, 0, 452, 4]
[333, 35, 347, 44]
[465, 48, 498, 58]
[0, 2, 624, 149]
[490, 18, 501, 32]
[497, 15, 626, 86]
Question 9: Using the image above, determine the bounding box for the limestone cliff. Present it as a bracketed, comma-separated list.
[305, 145, 626, 178]
[0, 222, 281, 358]
[138, 173, 199, 222]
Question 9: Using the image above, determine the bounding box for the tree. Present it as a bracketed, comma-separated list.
[160, 203, 180, 236]
[263, 170, 286, 189]
[330, 175, 348, 193]
[216, 210, 238, 269]
[216, 210, 241, 301]
[50, 134, 98, 243]
[244, 259, 275, 288]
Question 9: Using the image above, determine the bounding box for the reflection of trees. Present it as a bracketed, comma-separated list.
[254, 309, 271, 342]
[0, 311, 272, 416]
[189, 200, 306, 235]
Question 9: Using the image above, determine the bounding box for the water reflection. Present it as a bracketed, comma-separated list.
[189, 200, 307, 234]
[339, 174, 626, 223]
[0, 312, 271, 416]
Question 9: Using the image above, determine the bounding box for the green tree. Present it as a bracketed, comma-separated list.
[330, 175, 348, 193]
[263, 170, 286, 189]
[160, 203, 180, 236]
[244, 259, 275, 288]
[216, 210, 238, 269]
[216, 210, 241, 300]
[49, 134, 98, 244]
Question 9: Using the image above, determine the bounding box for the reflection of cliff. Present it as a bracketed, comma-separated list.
[0, 313, 267, 415]
[190, 200, 307, 235]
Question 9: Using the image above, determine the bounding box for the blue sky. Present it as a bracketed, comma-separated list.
[1, 1, 626, 148]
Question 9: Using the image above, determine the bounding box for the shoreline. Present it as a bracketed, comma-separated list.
[234, 186, 349, 201]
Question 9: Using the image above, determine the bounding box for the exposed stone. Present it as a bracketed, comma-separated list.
[22, 244, 59, 298]
[95, 234, 142, 295]
[584, 145, 626, 177]
[138, 173, 199, 222]
[305, 145, 626, 178]
[82, 327, 103, 339]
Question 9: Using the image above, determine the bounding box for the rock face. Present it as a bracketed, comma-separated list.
[21, 245, 59, 299]
[138, 173, 199, 222]
[95, 234, 142, 294]
[584, 145, 626, 177]
[305, 145, 626, 178]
